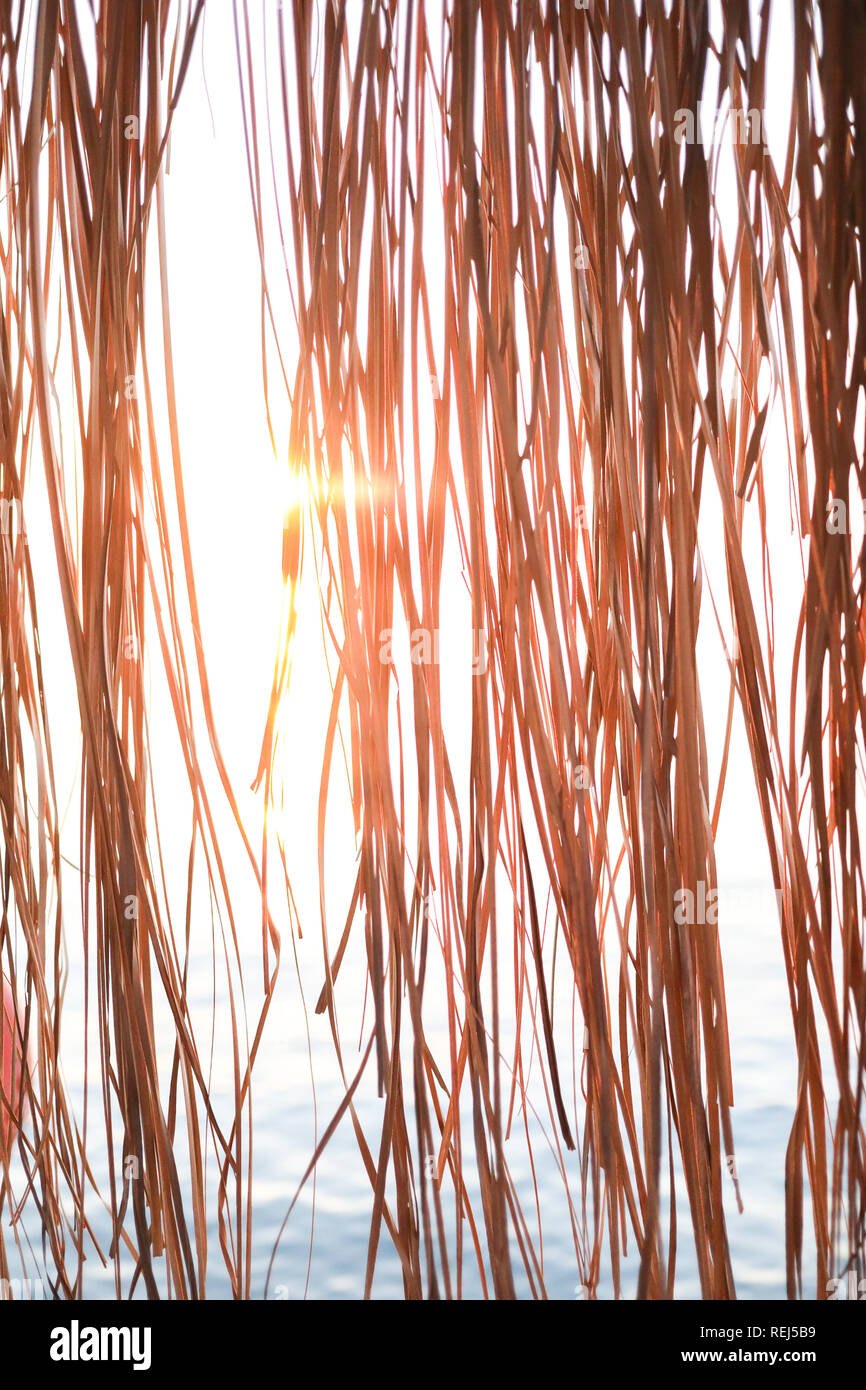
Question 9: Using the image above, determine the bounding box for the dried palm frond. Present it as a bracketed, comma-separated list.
[1, 0, 863, 1305]
[237, 0, 866, 1299]
[0, 0, 275, 1298]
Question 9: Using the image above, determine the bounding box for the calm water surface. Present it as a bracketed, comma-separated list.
[8, 876, 815, 1301]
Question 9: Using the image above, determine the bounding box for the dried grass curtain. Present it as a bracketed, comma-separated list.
[0, 0, 271, 1298]
[238, 0, 866, 1300]
[0, 0, 864, 1305]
